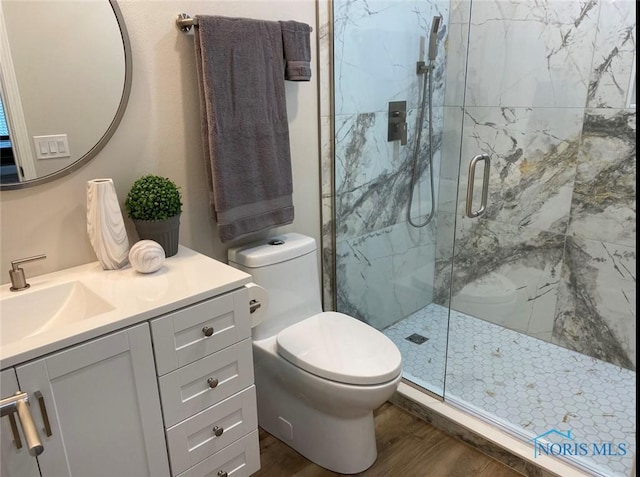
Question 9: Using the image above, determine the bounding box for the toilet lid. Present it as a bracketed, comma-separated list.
[276, 312, 402, 385]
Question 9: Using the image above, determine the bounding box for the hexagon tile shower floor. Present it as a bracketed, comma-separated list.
[384, 304, 636, 477]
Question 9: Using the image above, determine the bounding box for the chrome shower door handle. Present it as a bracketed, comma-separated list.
[465, 154, 491, 218]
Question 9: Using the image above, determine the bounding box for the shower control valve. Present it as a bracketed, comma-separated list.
[388, 100, 408, 146]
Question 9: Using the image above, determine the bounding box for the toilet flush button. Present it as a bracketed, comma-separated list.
[269, 239, 285, 245]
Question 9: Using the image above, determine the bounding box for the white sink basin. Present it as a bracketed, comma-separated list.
[0, 246, 253, 369]
[0, 281, 114, 347]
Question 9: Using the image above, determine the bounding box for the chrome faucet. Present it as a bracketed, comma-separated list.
[9, 255, 46, 291]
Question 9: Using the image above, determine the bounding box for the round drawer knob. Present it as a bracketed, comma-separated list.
[217, 471, 227, 477]
[202, 326, 214, 337]
[212, 426, 224, 437]
[207, 377, 219, 389]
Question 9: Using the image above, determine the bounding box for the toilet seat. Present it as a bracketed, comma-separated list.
[276, 312, 402, 385]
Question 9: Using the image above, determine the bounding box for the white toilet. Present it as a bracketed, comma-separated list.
[227, 233, 402, 474]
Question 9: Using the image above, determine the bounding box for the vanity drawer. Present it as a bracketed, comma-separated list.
[159, 339, 254, 428]
[175, 429, 260, 477]
[166, 385, 258, 476]
[151, 287, 250, 376]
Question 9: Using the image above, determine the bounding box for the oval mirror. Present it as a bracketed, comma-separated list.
[0, 0, 132, 190]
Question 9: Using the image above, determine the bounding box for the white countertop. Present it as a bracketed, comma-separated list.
[0, 246, 252, 369]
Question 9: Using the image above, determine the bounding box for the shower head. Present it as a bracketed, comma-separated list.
[428, 15, 442, 62]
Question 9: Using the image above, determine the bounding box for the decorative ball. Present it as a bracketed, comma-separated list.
[129, 240, 165, 274]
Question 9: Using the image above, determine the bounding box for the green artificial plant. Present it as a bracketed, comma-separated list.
[125, 174, 183, 221]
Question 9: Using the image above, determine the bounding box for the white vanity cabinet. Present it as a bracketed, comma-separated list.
[0, 247, 260, 477]
[150, 287, 260, 477]
[13, 323, 170, 477]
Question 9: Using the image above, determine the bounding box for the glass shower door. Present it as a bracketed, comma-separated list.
[444, 1, 637, 475]
[332, 0, 455, 398]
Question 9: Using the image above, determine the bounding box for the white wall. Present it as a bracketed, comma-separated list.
[0, 0, 320, 284]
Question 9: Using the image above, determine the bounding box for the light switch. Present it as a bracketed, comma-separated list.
[33, 134, 71, 159]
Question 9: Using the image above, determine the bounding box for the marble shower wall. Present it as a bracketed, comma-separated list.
[554, 109, 636, 370]
[325, 0, 636, 371]
[333, 0, 451, 329]
[439, 0, 636, 370]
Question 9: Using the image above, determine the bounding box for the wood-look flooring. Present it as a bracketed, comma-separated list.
[253, 402, 523, 477]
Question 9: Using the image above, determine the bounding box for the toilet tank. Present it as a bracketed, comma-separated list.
[227, 233, 323, 340]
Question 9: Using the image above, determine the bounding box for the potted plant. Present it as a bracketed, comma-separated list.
[125, 174, 183, 257]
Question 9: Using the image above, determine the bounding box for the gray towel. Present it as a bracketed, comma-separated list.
[279, 20, 312, 81]
[194, 15, 294, 243]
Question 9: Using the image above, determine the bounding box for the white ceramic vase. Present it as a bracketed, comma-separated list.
[87, 178, 130, 270]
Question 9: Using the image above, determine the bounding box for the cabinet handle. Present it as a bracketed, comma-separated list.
[7, 412, 23, 449]
[212, 425, 224, 437]
[1, 392, 44, 456]
[207, 377, 219, 389]
[15, 397, 43, 456]
[202, 326, 214, 337]
[34, 391, 52, 437]
[217, 471, 228, 477]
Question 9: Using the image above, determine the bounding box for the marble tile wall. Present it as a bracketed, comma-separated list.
[554, 109, 636, 370]
[322, 0, 636, 370]
[331, 0, 450, 329]
[440, 0, 636, 370]
[336, 220, 438, 329]
[438, 106, 583, 341]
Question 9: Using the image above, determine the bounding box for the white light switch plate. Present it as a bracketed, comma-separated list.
[33, 134, 71, 159]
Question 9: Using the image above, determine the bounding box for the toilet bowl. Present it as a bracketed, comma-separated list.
[228, 233, 402, 474]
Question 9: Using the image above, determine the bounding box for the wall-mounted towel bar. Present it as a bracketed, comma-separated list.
[175, 13, 313, 33]
[176, 13, 197, 32]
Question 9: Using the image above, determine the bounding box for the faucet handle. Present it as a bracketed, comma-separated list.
[9, 254, 46, 291]
[11, 254, 47, 270]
